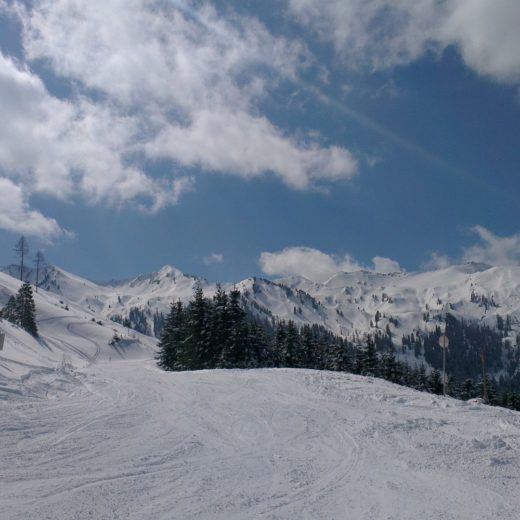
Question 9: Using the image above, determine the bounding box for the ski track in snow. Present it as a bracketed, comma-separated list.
[2, 361, 520, 520]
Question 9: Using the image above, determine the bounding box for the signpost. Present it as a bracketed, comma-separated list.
[438, 334, 449, 395]
[480, 349, 488, 403]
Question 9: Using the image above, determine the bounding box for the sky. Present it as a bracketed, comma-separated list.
[0, 0, 520, 283]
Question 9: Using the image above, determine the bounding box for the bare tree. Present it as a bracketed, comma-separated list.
[14, 236, 29, 281]
[34, 250, 46, 293]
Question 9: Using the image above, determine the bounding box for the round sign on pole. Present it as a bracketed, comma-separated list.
[438, 335, 449, 349]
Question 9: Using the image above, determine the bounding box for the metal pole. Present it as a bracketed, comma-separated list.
[443, 339, 446, 396]
[443, 310, 447, 396]
[481, 349, 488, 403]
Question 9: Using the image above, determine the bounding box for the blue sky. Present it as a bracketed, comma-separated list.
[1, 0, 520, 282]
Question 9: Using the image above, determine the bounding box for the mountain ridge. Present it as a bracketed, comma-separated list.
[2, 261, 520, 344]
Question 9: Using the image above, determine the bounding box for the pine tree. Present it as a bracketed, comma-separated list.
[272, 320, 287, 367]
[219, 287, 246, 368]
[414, 365, 428, 391]
[17, 282, 38, 336]
[209, 285, 229, 367]
[157, 301, 185, 370]
[380, 351, 398, 382]
[459, 378, 477, 400]
[428, 369, 443, 395]
[363, 337, 378, 376]
[283, 320, 301, 367]
[300, 325, 316, 368]
[2, 296, 19, 324]
[328, 337, 351, 372]
[251, 323, 272, 367]
[185, 286, 209, 369]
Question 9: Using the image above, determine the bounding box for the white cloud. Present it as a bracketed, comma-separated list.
[0, 51, 193, 224]
[203, 253, 224, 266]
[146, 109, 357, 190]
[0, 0, 358, 236]
[441, 0, 520, 85]
[287, 0, 520, 87]
[18, 0, 356, 187]
[462, 226, 520, 266]
[372, 256, 401, 274]
[421, 252, 452, 271]
[0, 178, 66, 238]
[259, 246, 401, 282]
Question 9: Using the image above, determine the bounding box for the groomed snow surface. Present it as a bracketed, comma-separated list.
[2, 362, 520, 519]
[1, 270, 520, 519]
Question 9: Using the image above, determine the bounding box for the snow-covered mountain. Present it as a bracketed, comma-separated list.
[3, 262, 520, 347]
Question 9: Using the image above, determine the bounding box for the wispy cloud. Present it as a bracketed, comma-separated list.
[203, 253, 224, 266]
[423, 226, 520, 270]
[462, 226, 520, 266]
[421, 252, 453, 271]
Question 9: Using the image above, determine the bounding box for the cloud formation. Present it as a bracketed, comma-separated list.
[462, 226, 520, 266]
[260, 226, 520, 282]
[259, 246, 401, 282]
[421, 252, 452, 271]
[0, 177, 65, 238]
[203, 253, 224, 266]
[287, 0, 520, 87]
[0, 0, 358, 237]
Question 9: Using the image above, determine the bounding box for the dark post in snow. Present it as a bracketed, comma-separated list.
[480, 348, 488, 403]
[438, 312, 449, 396]
[34, 250, 46, 293]
[14, 236, 29, 282]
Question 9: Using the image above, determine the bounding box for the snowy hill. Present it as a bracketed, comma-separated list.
[0, 271, 156, 393]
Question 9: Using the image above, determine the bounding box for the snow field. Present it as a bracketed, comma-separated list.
[2, 364, 520, 519]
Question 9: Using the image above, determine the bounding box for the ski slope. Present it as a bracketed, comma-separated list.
[2, 361, 520, 519]
[1, 271, 520, 519]
[0, 271, 156, 391]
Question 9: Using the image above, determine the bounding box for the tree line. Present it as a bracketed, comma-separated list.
[157, 286, 520, 412]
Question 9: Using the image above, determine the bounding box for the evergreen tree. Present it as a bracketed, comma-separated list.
[185, 286, 210, 369]
[219, 287, 247, 367]
[208, 285, 229, 367]
[272, 320, 287, 367]
[282, 320, 301, 367]
[249, 323, 271, 368]
[459, 378, 477, 400]
[428, 369, 443, 395]
[300, 325, 316, 368]
[156, 301, 185, 370]
[2, 295, 19, 324]
[363, 337, 378, 376]
[380, 351, 398, 382]
[17, 282, 38, 336]
[414, 365, 428, 391]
